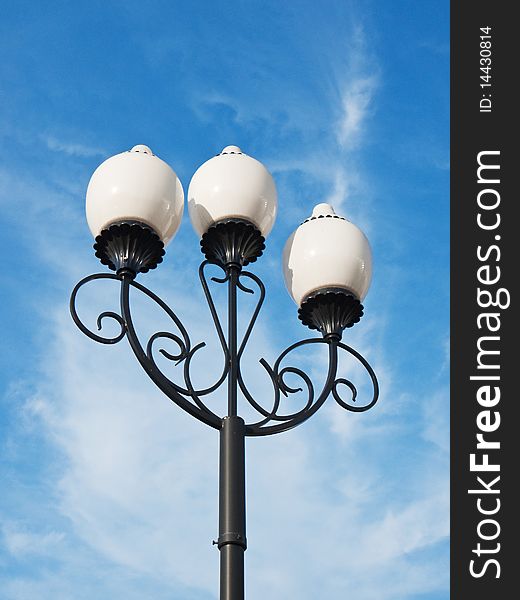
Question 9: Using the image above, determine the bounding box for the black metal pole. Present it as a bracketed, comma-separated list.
[218, 416, 246, 600]
[217, 264, 247, 599]
[227, 265, 239, 417]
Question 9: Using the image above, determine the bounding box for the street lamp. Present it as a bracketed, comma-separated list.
[70, 144, 379, 600]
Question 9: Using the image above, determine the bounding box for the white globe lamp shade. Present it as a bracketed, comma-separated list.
[86, 145, 184, 246]
[282, 203, 373, 306]
[187, 146, 277, 238]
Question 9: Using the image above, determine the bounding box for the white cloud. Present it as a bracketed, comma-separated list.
[334, 25, 379, 151]
[43, 135, 106, 158]
[1, 523, 64, 558]
[323, 167, 349, 210]
[337, 75, 378, 149]
[360, 493, 449, 565]
[421, 387, 450, 452]
[267, 29, 379, 216]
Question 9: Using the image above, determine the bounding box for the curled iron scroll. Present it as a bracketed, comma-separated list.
[71, 262, 378, 435]
[243, 337, 378, 436]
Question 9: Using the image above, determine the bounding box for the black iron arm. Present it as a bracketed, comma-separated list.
[70, 261, 378, 436]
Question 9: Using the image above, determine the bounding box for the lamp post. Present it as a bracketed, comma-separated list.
[70, 144, 379, 600]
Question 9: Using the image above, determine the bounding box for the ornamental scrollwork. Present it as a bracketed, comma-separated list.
[70, 261, 378, 436]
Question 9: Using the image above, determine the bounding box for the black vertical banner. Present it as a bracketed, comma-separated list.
[451, 3, 517, 598]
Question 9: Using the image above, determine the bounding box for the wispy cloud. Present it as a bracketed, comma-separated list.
[265, 25, 380, 216]
[1, 523, 64, 558]
[43, 135, 106, 158]
[337, 74, 378, 149]
[335, 25, 380, 151]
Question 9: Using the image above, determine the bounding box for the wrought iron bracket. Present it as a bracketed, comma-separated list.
[70, 220, 378, 436]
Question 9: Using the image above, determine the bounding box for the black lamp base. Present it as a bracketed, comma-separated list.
[200, 219, 265, 268]
[298, 288, 364, 339]
[94, 221, 165, 275]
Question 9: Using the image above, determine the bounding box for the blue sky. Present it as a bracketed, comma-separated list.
[0, 1, 449, 599]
